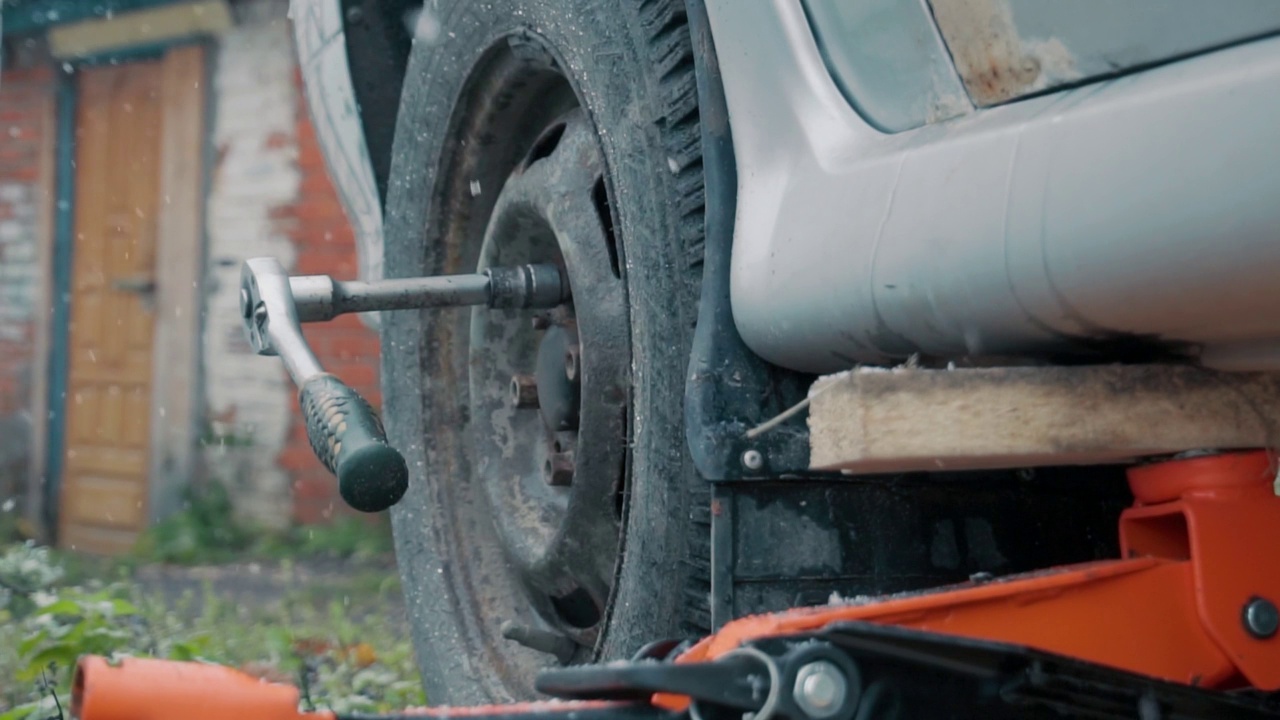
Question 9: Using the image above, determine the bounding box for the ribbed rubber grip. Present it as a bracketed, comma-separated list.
[298, 373, 408, 512]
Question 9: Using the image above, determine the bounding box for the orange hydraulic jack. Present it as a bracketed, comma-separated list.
[674, 449, 1280, 691]
[73, 451, 1280, 720]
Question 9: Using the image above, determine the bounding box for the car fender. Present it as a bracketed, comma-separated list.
[290, 0, 385, 290]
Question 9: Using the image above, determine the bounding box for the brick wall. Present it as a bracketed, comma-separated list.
[279, 67, 383, 525]
[0, 64, 52, 512]
[0, 0, 374, 531]
[202, 0, 303, 529]
[203, 0, 380, 526]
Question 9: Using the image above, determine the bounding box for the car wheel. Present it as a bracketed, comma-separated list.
[380, 0, 709, 703]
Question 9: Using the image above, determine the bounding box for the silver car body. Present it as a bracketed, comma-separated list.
[711, 0, 1280, 374]
[296, 0, 1280, 373]
[291, 0, 384, 287]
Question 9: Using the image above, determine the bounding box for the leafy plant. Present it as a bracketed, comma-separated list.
[0, 543, 422, 719]
[0, 542, 65, 618]
[277, 517, 394, 561]
[14, 587, 139, 681]
[135, 482, 393, 565]
[134, 481, 255, 564]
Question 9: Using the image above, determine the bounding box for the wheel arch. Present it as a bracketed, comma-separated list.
[339, 0, 416, 206]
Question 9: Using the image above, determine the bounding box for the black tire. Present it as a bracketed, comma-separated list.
[380, 0, 708, 704]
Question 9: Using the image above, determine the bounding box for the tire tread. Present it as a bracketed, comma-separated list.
[631, 0, 712, 635]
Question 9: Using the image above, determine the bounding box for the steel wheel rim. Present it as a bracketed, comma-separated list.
[469, 107, 629, 647]
[417, 33, 633, 692]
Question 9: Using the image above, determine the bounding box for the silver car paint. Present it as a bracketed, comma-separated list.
[290, 0, 384, 290]
[708, 0, 1280, 373]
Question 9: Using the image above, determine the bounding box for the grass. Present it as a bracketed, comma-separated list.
[132, 481, 394, 565]
[0, 537, 422, 720]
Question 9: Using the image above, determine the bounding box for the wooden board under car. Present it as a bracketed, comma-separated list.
[808, 365, 1280, 473]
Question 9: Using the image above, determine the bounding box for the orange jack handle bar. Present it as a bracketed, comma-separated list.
[73, 655, 654, 720]
[74, 656, 329, 720]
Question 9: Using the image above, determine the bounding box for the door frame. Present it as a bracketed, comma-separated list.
[44, 39, 211, 542]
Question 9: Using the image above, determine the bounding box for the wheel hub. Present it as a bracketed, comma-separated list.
[467, 108, 630, 654]
[533, 324, 581, 435]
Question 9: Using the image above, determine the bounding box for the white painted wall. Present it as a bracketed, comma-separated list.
[201, 0, 299, 528]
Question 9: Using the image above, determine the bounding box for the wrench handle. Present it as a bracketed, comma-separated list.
[298, 373, 408, 512]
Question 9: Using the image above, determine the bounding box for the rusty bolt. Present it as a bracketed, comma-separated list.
[545, 452, 575, 487]
[565, 345, 581, 382]
[510, 374, 539, 409]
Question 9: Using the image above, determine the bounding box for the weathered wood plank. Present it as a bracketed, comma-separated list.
[809, 365, 1280, 473]
[148, 44, 207, 524]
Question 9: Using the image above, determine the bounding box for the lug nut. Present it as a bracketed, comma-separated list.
[510, 374, 539, 409]
[545, 452, 575, 487]
[565, 345, 581, 382]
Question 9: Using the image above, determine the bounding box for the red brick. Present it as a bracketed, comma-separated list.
[0, 166, 37, 182]
[264, 130, 291, 149]
[282, 89, 383, 524]
[297, 152, 330, 174]
[313, 229, 356, 248]
[325, 361, 376, 388]
[293, 498, 337, 525]
[294, 252, 356, 278]
[293, 473, 336, 501]
[310, 331, 381, 361]
[279, 444, 320, 472]
[299, 171, 343, 198]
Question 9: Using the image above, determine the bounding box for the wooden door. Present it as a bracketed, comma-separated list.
[59, 61, 163, 554]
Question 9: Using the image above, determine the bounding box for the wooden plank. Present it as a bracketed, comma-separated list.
[147, 44, 207, 523]
[48, 1, 232, 59]
[808, 365, 1280, 473]
[63, 476, 146, 529]
[60, 61, 164, 553]
[60, 524, 141, 557]
[65, 446, 147, 477]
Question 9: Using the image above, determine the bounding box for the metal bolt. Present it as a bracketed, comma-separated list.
[545, 452, 575, 487]
[531, 314, 553, 331]
[793, 661, 848, 719]
[565, 345, 581, 382]
[510, 374, 539, 409]
[1244, 597, 1279, 639]
[741, 449, 764, 471]
[239, 287, 253, 319]
[500, 620, 576, 664]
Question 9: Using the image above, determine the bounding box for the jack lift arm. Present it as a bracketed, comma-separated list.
[71, 451, 1280, 719]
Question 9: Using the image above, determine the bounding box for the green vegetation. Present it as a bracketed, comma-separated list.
[0, 542, 422, 720]
[132, 481, 256, 563]
[134, 481, 394, 565]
